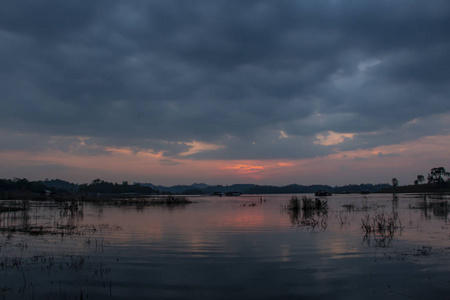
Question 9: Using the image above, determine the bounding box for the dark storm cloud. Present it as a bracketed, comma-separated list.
[0, 130, 109, 156]
[1, 0, 449, 159]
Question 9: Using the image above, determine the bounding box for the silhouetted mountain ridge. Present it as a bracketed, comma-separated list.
[0, 178, 391, 195]
[135, 182, 390, 194]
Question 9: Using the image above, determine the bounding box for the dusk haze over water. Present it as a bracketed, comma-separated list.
[1, 1, 449, 186]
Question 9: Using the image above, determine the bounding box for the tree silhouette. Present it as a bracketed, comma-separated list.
[392, 178, 399, 187]
[417, 175, 425, 184]
[427, 167, 449, 185]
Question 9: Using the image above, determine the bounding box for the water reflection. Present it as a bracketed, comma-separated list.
[361, 210, 403, 248]
[285, 207, 328, 231]
[282, 196, 329, 231]
[1, 194, 450, 299]
[409, 194, 449, 219]
[391, 193, 398, 220]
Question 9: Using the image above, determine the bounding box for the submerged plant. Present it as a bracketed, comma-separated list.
[301, 196, 328, 211]
[287, 196, 301, 211]
[282, 196, 328, 231]
[111, 195, 193, 208]
[361, 210, 402, 247]
[0, 200, 30, 213]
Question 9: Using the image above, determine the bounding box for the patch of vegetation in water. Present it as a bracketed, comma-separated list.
[283, 196, 328, 212]
[361, 210, 403, 248]
[282, 196, 329, 231]
[0, 200, 30, 214]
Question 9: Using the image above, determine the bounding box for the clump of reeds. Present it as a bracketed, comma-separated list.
[302, 196, 328, 211]
[361, 210, 402, 247]
[292, 211, 328, 231]
[156, 196, 192, 206]
[361, 211, 398, 235]
[300, 218, 318, 227]
[417, 246, 432, 257]
[240, 202, 257, 207]
[287, 196, 301, 211]
[342, 203, 355, 212]
[59, 200, 83, 215]
[112, 195, 193, 207]
[0, 200, 30, 213]
[282, 196, 328, 213]
[281, 196, 328, 231]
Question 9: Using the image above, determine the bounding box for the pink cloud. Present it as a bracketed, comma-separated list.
[0, 134, 449, 186]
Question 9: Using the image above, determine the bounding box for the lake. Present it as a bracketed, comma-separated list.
[1, 193, 449, 299]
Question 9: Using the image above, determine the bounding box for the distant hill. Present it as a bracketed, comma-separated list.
[202, 184, 258, 194]
[136, 183, 258, 194]
[41, 179, 79, 192]
[0, 178, 393, 196]
[136, 183, 206, 194]
[191, 183, 210, 189]
[134, 182, 391, 195]
[244, 183, 390, 195]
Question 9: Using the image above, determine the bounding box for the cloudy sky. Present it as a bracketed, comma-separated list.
[1, 0, 449, 186]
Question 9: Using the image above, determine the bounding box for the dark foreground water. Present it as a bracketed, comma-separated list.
[1, 193, 449, 299]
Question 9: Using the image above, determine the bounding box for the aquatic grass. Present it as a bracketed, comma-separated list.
[73, 195, 194, 209]
[359, 197, 374, 211]
[287, 196, 301, 211]
[338, 212, 349, 227]
[0, 200, 30, 214]
[111, 195, 193, 207]
[301, 196, 314, 210]
[361, 212, 398, 235]
[361, 210, 402, 247]
[282, 196, 328, 212]
[1, 206, 119, 237]
[342, 197, 379, 212]
[302, 196, 328, 211]
[361, 214, 373, 234]
[297, 215, 328, 231]
[282, 196, 328, 230]
[342, 203, 355, 212]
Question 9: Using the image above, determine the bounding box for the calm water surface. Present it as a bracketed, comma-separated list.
[1, 193, 449, 299]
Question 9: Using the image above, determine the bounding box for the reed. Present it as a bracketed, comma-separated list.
[361, 211, 401, 238]
[301, 196, 328, 211]
[287, 196, 301, 211]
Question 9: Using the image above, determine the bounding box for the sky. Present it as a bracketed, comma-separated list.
[1, 0, 450, 186]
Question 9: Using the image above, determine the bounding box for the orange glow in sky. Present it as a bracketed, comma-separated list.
[0, 134, 449, 186]
[1, 1, 449, 189]
[224, 164, 265, 173]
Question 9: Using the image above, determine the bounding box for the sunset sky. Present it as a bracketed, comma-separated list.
[1, 1, 449, 186]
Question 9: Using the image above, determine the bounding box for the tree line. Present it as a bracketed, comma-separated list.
[0, 178, 158, 195]
[0, 178, 48, 193]
[1, 177, 391, 195]
[78, 179, 158, 194]
[392, 166, 449, 187]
